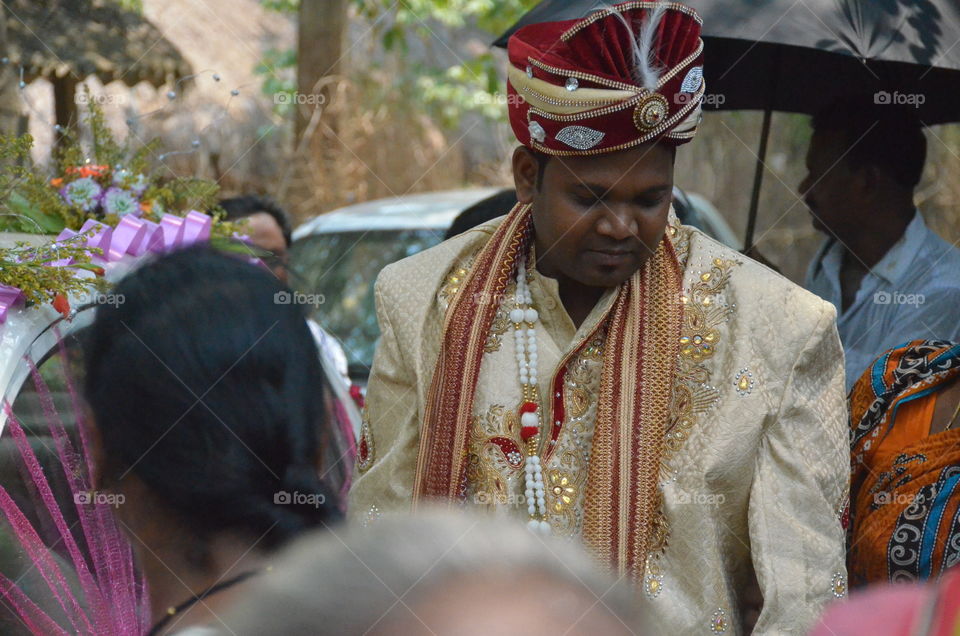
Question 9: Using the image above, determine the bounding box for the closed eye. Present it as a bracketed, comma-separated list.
[572, 193, 602, 207]
[636, 195, 667, 208]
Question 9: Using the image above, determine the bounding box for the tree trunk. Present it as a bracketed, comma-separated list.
[297, 0, 347, 139]
[288, 0, 348, 219]
[51, 75, 77, 148]
[0, 6, 21, 137]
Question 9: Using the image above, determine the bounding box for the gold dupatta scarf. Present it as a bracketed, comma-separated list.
[413, 202, 684, 581]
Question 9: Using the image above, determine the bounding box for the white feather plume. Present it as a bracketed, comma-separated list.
[606, 2, 667, 92]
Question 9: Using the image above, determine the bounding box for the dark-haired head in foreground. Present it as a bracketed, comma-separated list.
[83, 246, 341, 633]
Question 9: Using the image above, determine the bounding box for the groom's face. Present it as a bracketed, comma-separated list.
[514, 142, 675, 289]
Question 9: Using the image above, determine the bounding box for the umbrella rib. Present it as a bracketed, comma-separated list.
[919, 36, 960, 80]
[799, 1, 879, 80]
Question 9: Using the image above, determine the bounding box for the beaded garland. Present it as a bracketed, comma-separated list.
[511, 254, 551, 535]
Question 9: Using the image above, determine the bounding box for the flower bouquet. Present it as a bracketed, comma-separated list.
[0, 102, 247, 324]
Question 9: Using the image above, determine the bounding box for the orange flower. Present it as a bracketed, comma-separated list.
[66, 164, 109, 178]
[52, 293, 70, 317]
[50, 177, 64, 188]
[84, 165, 109, 177]
[140, 200, 152, 214]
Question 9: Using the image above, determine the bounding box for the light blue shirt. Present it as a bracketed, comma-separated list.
[805, 211, 960, 391]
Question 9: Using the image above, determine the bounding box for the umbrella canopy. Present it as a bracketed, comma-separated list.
[494, 0, 960, 249]
[494, 0, 960, 124]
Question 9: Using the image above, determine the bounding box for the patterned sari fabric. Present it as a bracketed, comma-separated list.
[848, 340, 960, 587]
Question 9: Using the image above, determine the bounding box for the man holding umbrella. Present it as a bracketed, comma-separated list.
[351, 2, 848, 633]
[801, 96, 960, 391]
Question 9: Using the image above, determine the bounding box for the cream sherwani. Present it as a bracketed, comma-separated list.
[350, 216, 849, 634]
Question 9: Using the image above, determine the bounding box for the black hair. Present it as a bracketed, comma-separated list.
[812, 95, 927, 189]
[444, 189, 518, 239]
[83, 247, 340, 553]
[220, 195, 294, 247]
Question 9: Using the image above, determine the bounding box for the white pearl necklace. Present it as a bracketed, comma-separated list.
[510, 256, 551, 536]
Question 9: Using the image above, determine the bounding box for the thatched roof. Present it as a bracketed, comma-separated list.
[3, 0, 192, 87]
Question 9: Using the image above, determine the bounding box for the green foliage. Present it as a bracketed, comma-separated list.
[0, 100, 232, 233]
[259, 0, 535, 127]
[128, 139, 162, 176]
[0, 83, 252, 312]
[351, 0, 534, 125]
[0, 238, 100, 306]
[261, 0, 299, 12]
[0, 134, 69, 233]
[117, 0, 144, 12]
[414, 56, 505, 128]
[353, 0, 532, 42]
[256, 48, 298, 118]
[148, 177, 221, 217]
[86, 99, 124, 167]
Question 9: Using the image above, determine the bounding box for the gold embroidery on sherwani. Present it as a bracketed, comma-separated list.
[666, 255, 737, 465]
[644, 235, 738, 597]
[548, 469, 577, 512]
[484, 281, 515, 353]
[544, 451, 586, 536]
[468, 330, 601, 537]
[567, 388, 590, 418]
[438, 264, 470, 308]
[468, 404, 523, 507]
[439, 260, 513, 353]
[542, 339, 603, 536]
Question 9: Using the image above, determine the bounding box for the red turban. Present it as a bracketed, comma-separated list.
[507, 1, 705, 155]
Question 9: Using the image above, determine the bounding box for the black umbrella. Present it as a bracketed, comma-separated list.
[494, 0, 960, 250]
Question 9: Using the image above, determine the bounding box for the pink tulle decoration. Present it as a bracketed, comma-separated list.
[0, 333, 147, 634]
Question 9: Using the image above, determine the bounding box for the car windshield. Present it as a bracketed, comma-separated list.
[291, 229, 445, 380]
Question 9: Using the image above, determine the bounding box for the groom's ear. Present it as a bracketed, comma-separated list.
[513, 146, 541, 204]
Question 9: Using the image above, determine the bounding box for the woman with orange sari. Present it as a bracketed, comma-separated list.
[848, 339, 960, 587]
